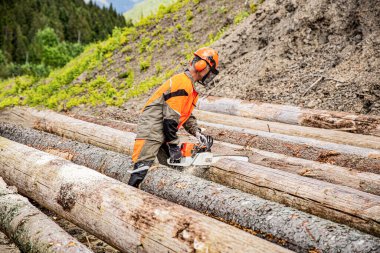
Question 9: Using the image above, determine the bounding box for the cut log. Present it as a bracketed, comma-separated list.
[2, 107, 380, 173]
[197, 96, 380, 136]
[0, 123, 132, 184]
[142, 167, 380, 253]
[211, 141, 380, 195]
[0, 177, 92, 253]
[201, 121, 380, 173]
[0, 107, 135, 154]
[4, 122, 379, 195]
[2, 129, 378, 253]
[203, 159, 380, 236]
[193, 110, 380, 150]
[0, 137, 290, 253]
[53, 113, 380, 173]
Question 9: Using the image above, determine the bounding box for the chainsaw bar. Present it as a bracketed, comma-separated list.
[167, 152, 248, 167]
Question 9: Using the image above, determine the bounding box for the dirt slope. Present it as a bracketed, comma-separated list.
[208, 0, 380, 115]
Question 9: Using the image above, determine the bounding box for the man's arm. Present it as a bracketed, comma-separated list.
[183, 114, 201, 136]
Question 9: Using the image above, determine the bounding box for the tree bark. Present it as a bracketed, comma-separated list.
[0, 123, 132, 184]
[193, 110, 380, 150]
[3, 121, 379, 195]
[142, 167, 380, 253]
[0, 137, 290, 253]
[70, 113, 380, 173]
[197, 96, 380, 136]
[0, 107, 135, 154]
[201, 121, 380, 173]
[1, 133, 378, 252]
[0, 177, 92, 253]
[2, 107, 379, 173]
[211, 141, 380, 195]
[202, 159, 380, 236]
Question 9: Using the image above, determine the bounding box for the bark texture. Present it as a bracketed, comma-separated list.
[206, 159, 380, 236]
[60, 113, 380, 175]
[0, 178, 92, 253]
[193, 110, 380, 150]
[3, 125, 379, 252]
[0, 137, 290, 253]
[0, 107, 135, 154]
[4, 120, 378, 195]
[197, 96, 380, 136]
[210, 142, 380, 195]
[0, 123, 132, 183]
[202, 121, 380, 173]
[142, 167, 380, 253]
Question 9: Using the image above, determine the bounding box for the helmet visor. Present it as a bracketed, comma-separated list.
[201, 70, 218, 86]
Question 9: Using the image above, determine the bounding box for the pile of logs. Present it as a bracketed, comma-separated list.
[0, 96, 379, 253]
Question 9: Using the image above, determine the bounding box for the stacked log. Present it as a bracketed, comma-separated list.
[0, 177, 92, 253]
[197, 96, 380, 136]
[0, 137, 290, 253]
[206, 159, 380, 236]
[201, 122, 380, 173]
[193, 110, 380, 150]
[211, 141, 380, 195]
[2, 108, 379, 173]
[3, 122, 379, 195]
[0, 107, 135, 153]
[142, 167, 380, 253]
[2, 124, 380, 252]
[0, 123, 132, 184]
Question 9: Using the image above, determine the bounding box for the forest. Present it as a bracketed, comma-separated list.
[0, 0, 129, 78]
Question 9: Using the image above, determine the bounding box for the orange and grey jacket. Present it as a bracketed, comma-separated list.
[136, 71, 200, 144]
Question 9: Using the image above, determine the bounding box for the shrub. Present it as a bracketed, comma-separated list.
[234, 11, 250, 24]
[139, 56, 152, 71]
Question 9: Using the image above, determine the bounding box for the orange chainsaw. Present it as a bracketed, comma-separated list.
[167, 142, 248, 167]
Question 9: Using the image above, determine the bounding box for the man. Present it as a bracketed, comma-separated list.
[128, 47, 219, 187]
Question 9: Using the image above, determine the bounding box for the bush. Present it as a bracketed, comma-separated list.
[234, 11, 250, 24]
[139, 56, 152, 71]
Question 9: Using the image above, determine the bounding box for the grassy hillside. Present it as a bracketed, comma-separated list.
[124, 0, 176, 23]
[0, 0, 261, 111]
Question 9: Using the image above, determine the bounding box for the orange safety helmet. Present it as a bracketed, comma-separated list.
[193, 47, 219, 73]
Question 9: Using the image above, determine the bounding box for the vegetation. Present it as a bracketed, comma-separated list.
[0, 0, 263, 111]
[124, 0, 176, 23]
[0, 0, 128, 78]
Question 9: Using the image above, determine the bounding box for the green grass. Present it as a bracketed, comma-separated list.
[0, 0, 264, 111]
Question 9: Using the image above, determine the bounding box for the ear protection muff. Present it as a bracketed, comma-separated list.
[194, 59, 207, 72]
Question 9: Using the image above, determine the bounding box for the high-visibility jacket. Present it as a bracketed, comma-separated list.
[135, 71, 200, 144]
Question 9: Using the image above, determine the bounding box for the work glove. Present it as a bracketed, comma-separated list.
[168, 144, 182, 161]
[196, 132, 213, 150]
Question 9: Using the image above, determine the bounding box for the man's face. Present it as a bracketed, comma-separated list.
[199, 65, 218, 87]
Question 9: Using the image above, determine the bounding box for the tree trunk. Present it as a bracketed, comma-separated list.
[0, 178, 92, 253]
[0, 137, 290, 253]
[3, 121, 379, 195]
[0, 107, 135, 154]
[204, 159, 380, 236]
[201, 120, 380, 173]
[142, 167, 380, 253]
[66, 113, 380, 173]
[211, 141, 380, 195]
[193, 110, 380, 150]
[3, 107, 380, 173]
[1, 133, 378, 253]
[197, 96, 380, 136]
[0, 123, 132, 184]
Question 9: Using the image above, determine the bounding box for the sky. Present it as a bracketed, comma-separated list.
[84, 0, 144, 14]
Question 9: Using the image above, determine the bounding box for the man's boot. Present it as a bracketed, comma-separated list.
[128, 161, 153, 188]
